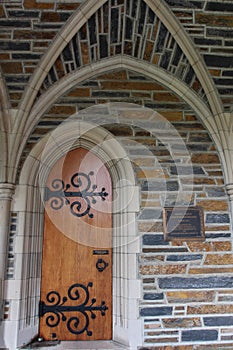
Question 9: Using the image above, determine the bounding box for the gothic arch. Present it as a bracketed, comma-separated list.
[11, 0, 224, 176]
[16, 120, 141, 348]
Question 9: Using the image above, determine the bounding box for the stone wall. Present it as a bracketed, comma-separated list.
[0, 0, 233, 349]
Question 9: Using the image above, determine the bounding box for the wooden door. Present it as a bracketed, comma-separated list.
[39, 148, 112, 341]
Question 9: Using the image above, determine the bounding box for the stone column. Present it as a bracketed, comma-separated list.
[0, 183, 15, 320]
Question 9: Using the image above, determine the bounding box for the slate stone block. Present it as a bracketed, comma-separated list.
[214, 78, 233, 86]
[143, 234, 169, 246]
[206, 2, 233, 12]
[138, 209, 162, 220]
[207, 28, 233, 38]
[143, 293, 164, 300]
[206, 187, 225, 197]
[8, 10, 40, 18]
[0, 20, 31, 27]
[140, 306, 172, 317]
[204, 316, 233, 327]
[206, 213, 230, 224]
[158, 276, 233, 289]
[194, 38, 222, 46]
[170, 166, 205, 175]
[182, 329, 218, 342]
[167, 254, 202, 261]
[0, 42, 30, 51]
[204, 54, 233, 68]
[12, 53, 41, 60]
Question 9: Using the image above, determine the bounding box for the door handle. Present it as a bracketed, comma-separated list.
[96, 258, 108, 272]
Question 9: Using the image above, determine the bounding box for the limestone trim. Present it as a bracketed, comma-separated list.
[16, 121, 142, 348]
[226, 184, 233, 202]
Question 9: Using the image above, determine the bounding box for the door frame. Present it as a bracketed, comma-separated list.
[16, 120, 142, 349]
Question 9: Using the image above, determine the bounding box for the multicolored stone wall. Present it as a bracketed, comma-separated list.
[1, 0, 233, 110]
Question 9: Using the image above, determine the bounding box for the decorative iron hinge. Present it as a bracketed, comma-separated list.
[44, 171, 108, 218]
[39, 282, 108, 336]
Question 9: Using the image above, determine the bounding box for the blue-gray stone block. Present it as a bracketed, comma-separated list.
[158, 276, 233, 289]
[182, 329, 218, 342]
[167, 254, 202, 261]
[143, 293, 164, 301]
[143, 234, 169, 246]
[140, 306, 172, 317]
[206, 213, 230, 224]
[204, 316, 233, 327]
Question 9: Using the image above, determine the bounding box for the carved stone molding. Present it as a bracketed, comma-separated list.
[0, 183, 15, 201]
[226, 183, 233, 202]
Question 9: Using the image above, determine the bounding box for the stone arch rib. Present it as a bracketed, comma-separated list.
[36, 0, 208, 105]
[17, 0, 222, 132]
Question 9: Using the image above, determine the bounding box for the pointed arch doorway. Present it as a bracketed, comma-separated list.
[39, 147, 113, 341]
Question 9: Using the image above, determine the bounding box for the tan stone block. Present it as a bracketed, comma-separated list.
[197, 200, 228, 211]
[132, 92, 151, 98]
[0, 54, 9, 60]
[0, 5, 5, 17]
[196, 13, 233, 27]
[98, 71, 127, 80]
[67, 88, 90, 97]
[166, 291, 215, 303]
[205, 253, 233, 265]
[9, 93, 22, 101]
[141, 193, 161, 199]
[138, 222, 163, 232]
[24, 0, 53, 8]
[41, 12, 61, 22]
[100, 81, 165, 91]
[57, 3, 80, 10]
[137, 169, 168, 179]
[216, 179, 224, 185]
[141, 254, 165, 262]
[139, 264, 186, 275]
[161, 111, 183, 121]
[189, 267, 233, 274]
[14, 30, 55, 40]
[181, 178, 215, 185]
[205, 225, 230, 231]
[191, 154, 220, 164]
[144, 41, 154, 61]
[163, 317, 201, 328]
[80, 42, 89, 65]
[184, 114, 197, 121]
[152, 54, 160, 65]
[141, 200, 161, 208]
[192, 78, 202, 92]
[133, 158, 155, 166]
[188, 304, 233, 315]
[2, 62, 22, 74]
[207, 170, 223, 176]
[209, 69, 221, 77]
[48, 105, 76, 115]
[187, 241, 218, 252]
[153, 92, 181, 102]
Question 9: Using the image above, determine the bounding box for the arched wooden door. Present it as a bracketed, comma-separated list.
[39, 148, 112, 341]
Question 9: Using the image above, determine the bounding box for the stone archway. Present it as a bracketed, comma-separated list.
[15, 119, 141, 349]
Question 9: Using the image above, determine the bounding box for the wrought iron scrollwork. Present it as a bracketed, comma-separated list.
[44, 171, 108, 218]
[39, 282, 108, 336]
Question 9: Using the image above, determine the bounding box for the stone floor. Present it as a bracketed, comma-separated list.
[21, 340, 129, 350]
